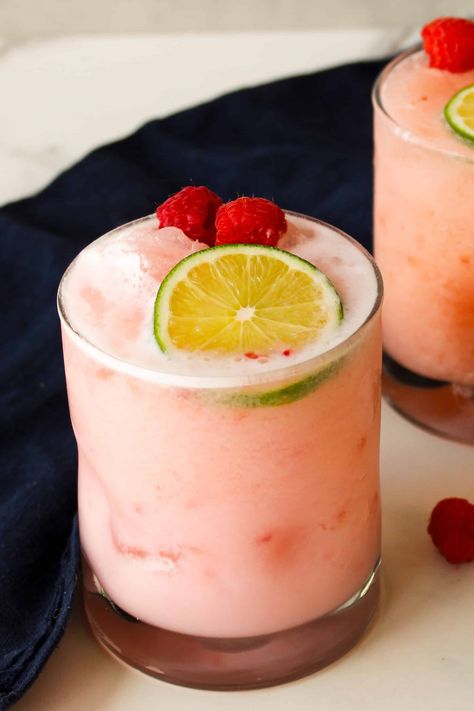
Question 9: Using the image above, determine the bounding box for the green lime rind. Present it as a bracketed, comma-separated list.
[200, 356, 344, 409]
[153, 243, 343, 353]
[444, 83, 474, 144]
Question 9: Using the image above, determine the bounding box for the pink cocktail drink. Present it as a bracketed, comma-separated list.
[58, 212, 382, 688]
[373, 47, 474, 443]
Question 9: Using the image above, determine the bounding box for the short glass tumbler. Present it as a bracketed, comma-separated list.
[58, 213, 383, 690]
[373, 49, 474, 444]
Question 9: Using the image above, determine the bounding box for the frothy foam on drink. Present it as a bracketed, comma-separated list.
[59, 214, 379, 378]
[380, 50, 474, 157]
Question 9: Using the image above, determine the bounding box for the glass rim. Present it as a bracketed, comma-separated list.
[372, 46, 474, 164]
[57, 211, 383, 390]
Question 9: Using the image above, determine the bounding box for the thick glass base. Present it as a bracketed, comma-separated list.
[382, 355, 474, 445]
[83, 559, 380, 691]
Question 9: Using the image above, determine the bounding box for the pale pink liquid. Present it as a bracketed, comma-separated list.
[374, 50, 474, 384]
[59, 214, 382, 639]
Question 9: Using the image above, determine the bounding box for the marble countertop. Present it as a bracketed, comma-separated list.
[2, 29, 473, 711]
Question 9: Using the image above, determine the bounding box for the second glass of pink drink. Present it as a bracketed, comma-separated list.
[373, 17, 474, 443]
[58, 190, 382, 689]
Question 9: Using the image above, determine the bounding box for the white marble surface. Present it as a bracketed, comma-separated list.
[2, 30, 473, 711]
[1, 0, 472, 36]
[0, 30, 409, 206]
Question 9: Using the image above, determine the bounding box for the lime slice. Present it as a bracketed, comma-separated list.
[154, 244, 343, 355]
[203, 357, 345, 408]
[444, 83, 474, 143]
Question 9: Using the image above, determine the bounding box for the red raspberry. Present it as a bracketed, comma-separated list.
[421, 17, 474, 73]
[215, 197, 287, 247]
[156, 186, 222, 246]
[428, 498, 474, 564]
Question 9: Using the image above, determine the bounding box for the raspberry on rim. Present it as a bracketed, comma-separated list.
[215, 197, 287, 247]
[421, 17, 474, 73]
[156, 186, 222, 246]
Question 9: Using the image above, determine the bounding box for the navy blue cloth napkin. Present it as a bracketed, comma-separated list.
[0, 58, 383, 708]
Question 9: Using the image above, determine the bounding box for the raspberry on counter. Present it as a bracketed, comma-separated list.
[428, 498, 474, 564]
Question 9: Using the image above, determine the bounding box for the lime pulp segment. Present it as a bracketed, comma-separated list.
[154, 244, 343, 356]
